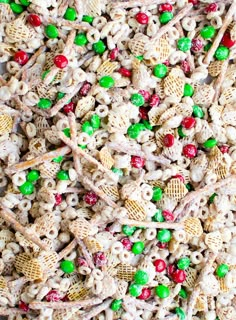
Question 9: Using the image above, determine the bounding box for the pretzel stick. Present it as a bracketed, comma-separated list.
[30, 298, 102, 310]
[5, 146, 70, 175]
[186, 252, 217, 320]
[77, 239, 95, 269]
[119, 218, 183, 230]
[174, 175, 236, 220]
[58, 239, 77, 260]
[213, 59, 229, 103]
[58, 0, 68, 16]
[203, 0, 236, 65]
[48, 83, 82, 117]
[44, 30, 76, 85]
[78, 299, 112, 320]
[58, 133, 118, 182]
[111, 0, 165, 9]
[0, 308, 28, 315]
[151, 4, 193, 42]
[68, 112, 82, 175]
[0, 206, 49, 251]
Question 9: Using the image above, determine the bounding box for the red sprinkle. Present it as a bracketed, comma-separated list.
[219, 145, 229, 154]
[139, 107, 149, 120]
[163, 134, 175, 148]
[181, 117, 196, 129]
[54, 193, 62, 206]
[14, 51, 29, 65]
[153, 259, 166, 272]
[159, 3, 173, 12]
[139, 90, 151, 102]
[173, 174, 185, 183]
[172, 269, 187, 283]
[54, 55, 68, 69]
[118, 67, 132, 77]
[181, 60, 190, 74]
[191, 38, 203, 52]
[63, 101, 75, 114]
[204, 2, 218, 13]
[93, 251, 107, 267]
[138, 288, 151, 300]
[149, 94, 160, 107]
[183, 144, 197, 158]
[131, 156, 146, 168]
[79, 81, 91, 96]
[28, 14, 41, 27]
[162, 210, 174, 221]
[18, 301, 29, 312]
[46, 290, 61, 302]
[109, 47, 119, 60]
[77, 257, 88, 267]
[135, 12, 149, 24]
[84, 191, 98, 205]
[221, 32, 236, 48]
[121, 237, 133, 251]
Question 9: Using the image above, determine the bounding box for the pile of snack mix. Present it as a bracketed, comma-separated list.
[0, 0, 236, 319]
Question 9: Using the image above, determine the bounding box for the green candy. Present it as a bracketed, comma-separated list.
[111, 167, 123, 176]
[157, 229, 172, 243]
[60, 260, 75, 273]
[127, 124, 143, 139]
[79, 144, 87, 149]
[19, 181, 34, 195]
[209, 193, 217, 204]
[152, 209, 165, 222]
[178, 126, 187, 138]
[132, 241, 145, 255]
[129, 283, 142, 297]
[110, 299, 122, 311]
[216, 264, 229, 278]
[37, 98, 52, 109]
[185, 183, 194, 191]
[200, 26, 216, 39]
[92, 40, 106, 54]
[0, 0, 11, 3]
[155, 285, 170, 299]
[63, 128, 71, 138]
[142, 120, 153, 130]
[153, 63, 168, 78]
[179, 288, 188, 299]
[10, 3, 24, 13]
[183, 84, 194, 97]
[122, 225, 136, 236]
[90, 114, 101, 129]
[74, 33, 88, 46]
[99, 76, 115, 88]
[42, 70, 50, 80]
[56, 170, 70, 180]
[177, 37, 192, 52]
[131, 93, 145, 107]
[45, 24, 58, 39]
[64, 7, 77, 21]
[214, 45, 229, 61]
[203, 138, 217, 148]
[26, 170, 40, 182]
[204, 43, 212, 52]
[159, 12, 173, 24]
[134, 270, 149, 285]
[192, 105, 204, 118]
[20, 0, 30, 6]
[175, 307, 186, 320]
[82, 15, 94, 24]
[52, 155, 64, 163]
[135, 55, 144, 61]
[152, 187, 163, 201]
[82, 121, 94, 136]
[57, 92, 66, 100]
[177, 257, 191, 270]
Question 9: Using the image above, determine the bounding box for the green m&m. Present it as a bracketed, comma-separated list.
[179, 288, 188, 299]
[37, 98, 52, 109]
[152, 187, 163, 201]
[127, 123, 144, 139]
[10, 3, 24, 13]
[26, 170, 40, 182]
[19, 181, 34, 195]
[110, 299, 122, 311]
[45, 24, 58, 38]
[200, 26, 216, 39]
[131, 93, 145, 107]
[122, 225, 136, 236]
[134, 270, 149, 285]
[183, 84, 194, 97]
[82, 15, 94, 24]
[203, 138, 217, 148]
[64, 7, 77, 21]
[132, 241, 145, 255]
[0, 0, 11, 3]
[92, 40, 106, 54]
[53, 155, 64, 163]
[60, 260, 75, 273]
[155, 284, 170, 299]
[192, 105, 204, 118]
[112, 167, 123, 176]
[175, 307, 186, 320]
[159, 12, 173, 24]
[129, 283, 142, 297]
[63, 128, 71, 138]
[74, 33, 88, 46]
[216, 264, 229, 278]
[20, 0, 30, 6]
[177, 257, 191, 270]
[56, 170, 70, 180]
[152, 209, 165, 222]
[177, 37, 192, 52]
[90, 114, 101, 129]
[214, 45, 229, 60]
[157, 229, 172, 243]
[99, 76, 115, 88]
[82, 121, 94, 136]
[57, 92, 66, 100]
[153, 64, 168, 78]
[178, 126, 187, 138]
[209, 193, 217, 204]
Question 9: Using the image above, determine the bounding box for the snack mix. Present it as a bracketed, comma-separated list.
[1, 0, 236, 319]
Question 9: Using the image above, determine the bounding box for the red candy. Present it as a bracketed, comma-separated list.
[205, 3, 218, 13]
[121, 237, 133, 251]
[163, 134, 175, 148]
[181, 60, 190, 74]
[77, 257, 88, 267]
[163, 60, 170, 66]
[159, 3, 173, 12]
[93, 251, 107, 267]
[131, 156, 146, 168]
[19, 301, 29, 312]
[181, 117, 196, 129]
[138, 288, 151, 300]
[172, 269, 187, 283]
[139, 90, 151, 102]
[221, 32, 236, 48]
[54, 55, 68, 69]
[118, 67, 132, 77]
[79, 81, 91, 96]
[157, 242, 168, 249]
[167, 264, 176, 276]
[191, 38, 203, 52]
[109, 47, 119, 60]
[183, 144, 197, 158]
[173, 174, 185, 183]
[46, 290, 61, 302]
[188, 0, 199, 5]
[153, 259, 166, 272]
[14, 51, 29, 65]
[84, 191, 98, 205]
[63, 102, 75, 114]
[28, 14, 41, 27]
[162, 210, 174, 221]
[54, 193, 62, 206]
[139, 107, 149, 120]
[219, 145, 229, 154]
[149, 94, 160, 107]
[135, 12, 149, 24]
